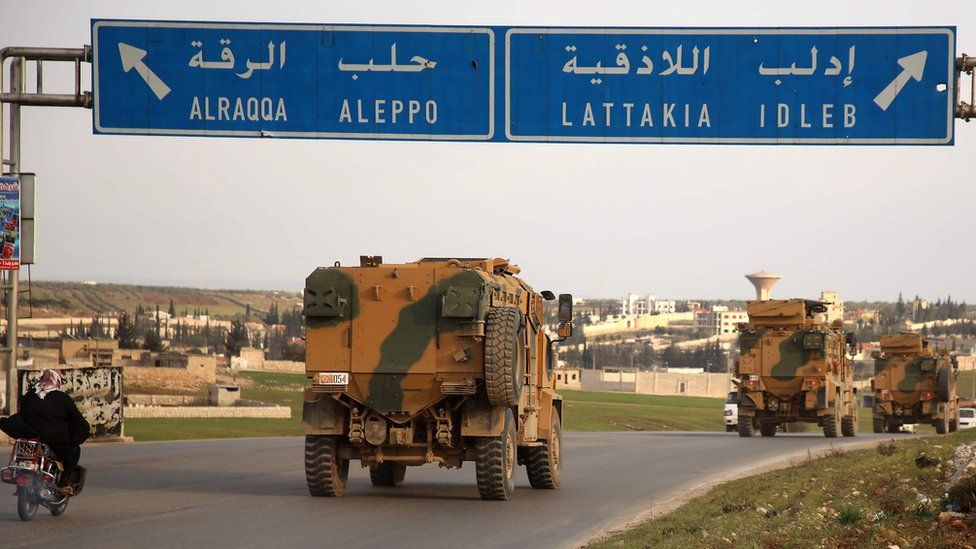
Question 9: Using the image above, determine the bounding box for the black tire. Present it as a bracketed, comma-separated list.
[484, 308, 524, 407]
[737, 415, 755, 437]
[935, 414, 948, 434]
[476, 408, 517, 500]
[937, 367, 952, 403]
[822, 414, 840, 438]
[872, 417, 885, 434]
[842, 414, 857, 437]
[305, 435, 349, 497]
[525, 414, 562, 490]
[759, 422, 777, 437]
[369, 462, 406, 487]
[725, 425, 737, 432]
[950, 419, 959, 432]
[886, 423, 901, 434]
[48, 499, 68, 516]
[17, 488, 38, 521]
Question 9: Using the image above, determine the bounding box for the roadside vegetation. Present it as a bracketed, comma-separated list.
[590, 428, 976, 548]
[126, 385, 732, 441]
[124, 371, 304, 441]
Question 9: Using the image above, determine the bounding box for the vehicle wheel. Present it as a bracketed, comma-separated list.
[872, 417, 885, 434]
[369, 462, 406, 487]
[822, 414, 840, 438]
[48, 498, 69, 516]
[950, 419, 959, 432]
[484, 308, 524, 407]
[937, 367, 952, 402]
[476, 408, 517, 500]
[841, 414, 857, 437]
[935, 414, 948, 434]
[737, 415, 755, 437]
[17, 488, 38, 521]
[725, 425, 736, 432]
[305, 435, 349, 497]
[886, 423, 901, 434]
[759, 422, 777, 437]
[525, 414, 562, 490]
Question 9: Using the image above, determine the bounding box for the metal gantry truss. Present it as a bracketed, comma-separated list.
[958, 54, 976, 121]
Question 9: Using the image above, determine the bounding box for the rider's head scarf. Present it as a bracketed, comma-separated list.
[35, 369, 62, 399]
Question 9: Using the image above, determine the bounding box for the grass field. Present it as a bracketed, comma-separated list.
[590, 425, 976, 548]
[122, 379, 939, 441]
[124, 371, 305, 441]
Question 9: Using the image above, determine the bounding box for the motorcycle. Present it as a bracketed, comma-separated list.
[1, 439, 85, 521]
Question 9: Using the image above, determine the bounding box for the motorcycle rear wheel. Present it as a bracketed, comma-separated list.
[17, 488, 38, 521]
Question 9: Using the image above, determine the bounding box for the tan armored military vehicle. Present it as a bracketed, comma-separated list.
[871, 333, 959, 434]
[301, 256, 572, 500]
[735, 299, 858, 438]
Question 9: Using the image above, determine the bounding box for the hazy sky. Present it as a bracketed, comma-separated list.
[3, 1, 974, 301]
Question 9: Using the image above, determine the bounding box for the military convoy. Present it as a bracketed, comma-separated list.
[870, 333, 960, 434]
[734, 299, 859, 438]
[301, 256, 572, 500]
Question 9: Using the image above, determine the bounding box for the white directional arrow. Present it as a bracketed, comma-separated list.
[873, 50, 927, 111]
[118, 42, 171, 100]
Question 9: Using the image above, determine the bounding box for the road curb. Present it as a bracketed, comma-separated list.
[574, 435, 910, 547]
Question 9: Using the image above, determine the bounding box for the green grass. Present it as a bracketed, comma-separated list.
[562, 390, 725, 431]
[124, 372, 308, 441]
[122, 385, 928, 441]
[590, 427, 976, 549]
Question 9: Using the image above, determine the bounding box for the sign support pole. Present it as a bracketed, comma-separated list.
[3, 57, 20, 416]
[0, 46, 91, 416]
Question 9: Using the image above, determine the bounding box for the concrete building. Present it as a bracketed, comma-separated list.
[694, 306, 748, 336]
[553, 367, 582, 390]
[653, 300, 676, 314]
[820, 290, 845, 323]
[621, 293, 652, 316]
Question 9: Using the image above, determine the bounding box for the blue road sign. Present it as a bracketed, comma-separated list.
[506, 27, 955, 145]
[92, 22, 956, 145]
[92, 21, 495, 140]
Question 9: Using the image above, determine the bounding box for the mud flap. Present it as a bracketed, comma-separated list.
[816, 386, 827, 409]
[302, 392, 344, 435]
[461, 398, 506, 437]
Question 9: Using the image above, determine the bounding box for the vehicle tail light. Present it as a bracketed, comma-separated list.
[746, 380, 757, 388]
[810, 380, 819, 386]
[923, 391, 933, 400]
[832, 361, 839, 367]
[15, 475, 30, 486]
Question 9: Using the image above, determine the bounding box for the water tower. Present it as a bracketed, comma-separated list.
[745, 271, 782, 301]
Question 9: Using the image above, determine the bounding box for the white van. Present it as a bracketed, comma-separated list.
[960, 407, 976, 429]
[724, 391, 738, 432]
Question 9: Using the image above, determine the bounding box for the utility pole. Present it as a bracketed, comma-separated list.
[0, 46, 91, 415]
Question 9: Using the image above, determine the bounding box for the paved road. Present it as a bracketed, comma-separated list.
[1, 432, 902, 548]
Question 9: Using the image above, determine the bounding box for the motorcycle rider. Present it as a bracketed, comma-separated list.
[10, 369, 90, 491]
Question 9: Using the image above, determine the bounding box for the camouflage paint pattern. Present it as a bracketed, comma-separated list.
[303, 258, 556, 424]
[737, 299, 851, 400]
[872, 333, 957, 412]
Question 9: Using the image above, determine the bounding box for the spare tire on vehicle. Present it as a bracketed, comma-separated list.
[937, 367, 952, 403]
[484, 307, 524, 407]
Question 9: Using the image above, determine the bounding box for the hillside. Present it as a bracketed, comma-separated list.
[26, 281, 302, 319]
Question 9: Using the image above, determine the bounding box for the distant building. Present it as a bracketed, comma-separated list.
[553, 367, 582, 390]
[621, 293, 676, 316]
[653, 300, 676, 314]
[621, 293, 652, 316]
[695, 306, 748, 336]
[820, 290, 845, 323]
